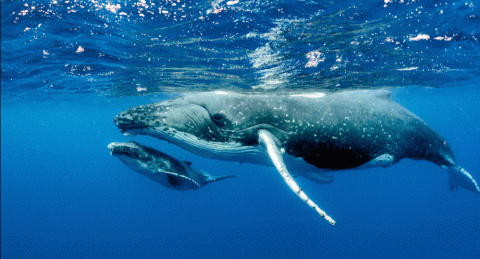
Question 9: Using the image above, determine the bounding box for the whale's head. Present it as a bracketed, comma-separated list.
[113, 92, 282, 161]
[114, 101, 229, 142]
[108, 141, 158, 174]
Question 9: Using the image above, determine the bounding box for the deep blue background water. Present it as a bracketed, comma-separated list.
[2, 0, 479, 258]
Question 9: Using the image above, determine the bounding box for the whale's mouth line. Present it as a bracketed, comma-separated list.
[119, 125, 272, 166]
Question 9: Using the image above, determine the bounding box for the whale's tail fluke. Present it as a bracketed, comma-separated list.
[207, 174, 236, 183]
[199, 169, 236, 184]
[442, 165, 480, 193]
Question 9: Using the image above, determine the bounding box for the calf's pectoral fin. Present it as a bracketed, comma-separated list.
[257, 129, 336, 225]
[442, 165, 480, 193]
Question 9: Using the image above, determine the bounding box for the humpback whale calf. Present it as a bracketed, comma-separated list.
[108, 141, 235, 190]
[113, 90, 480, 224]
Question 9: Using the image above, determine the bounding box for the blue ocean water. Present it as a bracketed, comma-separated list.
[1, 0, 479, 258]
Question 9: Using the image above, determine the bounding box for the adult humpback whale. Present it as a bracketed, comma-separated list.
[108, 141, 235, 190]
[113, 90, 480, 224]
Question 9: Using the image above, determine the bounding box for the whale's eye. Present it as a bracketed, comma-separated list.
[212, 113, 225, 121]
[212, 113, 229, 127]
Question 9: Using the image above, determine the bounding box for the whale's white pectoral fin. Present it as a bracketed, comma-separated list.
[442, 165, 480, 193]
[257, 129, 336, 225]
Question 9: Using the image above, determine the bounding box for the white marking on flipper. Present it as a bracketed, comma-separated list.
[257, 129, 336, 225]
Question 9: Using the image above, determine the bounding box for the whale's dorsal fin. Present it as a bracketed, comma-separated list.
[184, 161, 192, 167]
[257, 129, 336, 225]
